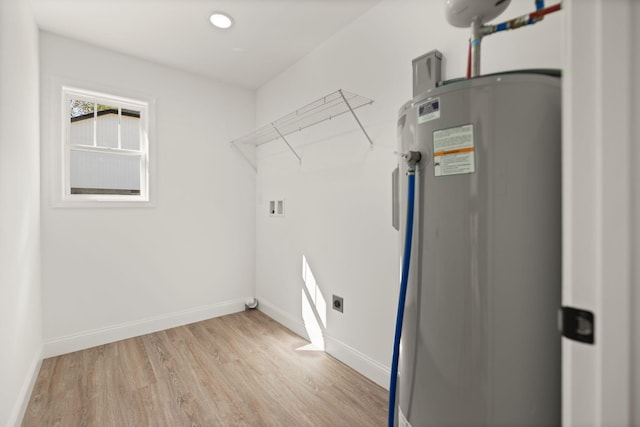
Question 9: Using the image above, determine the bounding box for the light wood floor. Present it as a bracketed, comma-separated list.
[22, 310, 388, 426]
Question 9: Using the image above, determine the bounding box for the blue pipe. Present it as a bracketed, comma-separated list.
[495, 22, 509, 32]
[388, 160, 418, 427]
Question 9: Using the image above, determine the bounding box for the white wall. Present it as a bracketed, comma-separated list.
[254, 0, 563, 386]
[0, 0, 43, 425]
[40, 33, 256, 355]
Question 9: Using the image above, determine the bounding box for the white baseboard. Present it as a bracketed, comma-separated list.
[324, 334, 390, 389]
[43, 298, 247, 358]
[257, 297, 390, 389]
[257, 297, 309, 339]
[8, 345, 43, 427]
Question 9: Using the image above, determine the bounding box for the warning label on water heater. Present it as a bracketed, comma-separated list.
[418, 97, 440, 124]
[433, 124, 475, 177]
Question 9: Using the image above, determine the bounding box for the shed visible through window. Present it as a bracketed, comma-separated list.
[63, 87, 150, 202]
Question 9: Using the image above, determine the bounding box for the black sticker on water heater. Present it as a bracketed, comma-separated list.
[418, 97, 440, 124]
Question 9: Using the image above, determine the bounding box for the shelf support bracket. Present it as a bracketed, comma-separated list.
[230, 142, 257, 172]
[272, 123, 302, 164]
[339, 89, 373, 146]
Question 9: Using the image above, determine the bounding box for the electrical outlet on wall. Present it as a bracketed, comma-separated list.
[332, 295, 344, 313]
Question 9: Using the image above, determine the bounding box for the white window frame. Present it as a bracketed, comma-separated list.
[61, 86, 150, 203]
[53, 81, 155, 207]
[55, 83, 155, 207]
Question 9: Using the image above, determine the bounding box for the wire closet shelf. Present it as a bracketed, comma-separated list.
[230, 89, 374, 168]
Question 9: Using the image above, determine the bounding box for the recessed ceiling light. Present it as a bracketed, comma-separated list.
[209, 12, 233, 29]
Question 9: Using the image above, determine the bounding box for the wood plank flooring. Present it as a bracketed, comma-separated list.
[22, 310, 388, 426]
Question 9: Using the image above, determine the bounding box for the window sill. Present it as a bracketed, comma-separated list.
[52, 195, 155, 208]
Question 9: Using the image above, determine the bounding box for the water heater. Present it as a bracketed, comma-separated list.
[394, 56, 561, 426]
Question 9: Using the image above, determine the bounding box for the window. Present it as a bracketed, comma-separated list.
[61, 86, 152, 204]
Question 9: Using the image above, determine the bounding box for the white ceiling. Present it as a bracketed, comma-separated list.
[30, 0, 383, 89]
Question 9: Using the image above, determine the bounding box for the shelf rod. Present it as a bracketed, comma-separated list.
[339, 89, 373, 146]
[272, 123, 302, 164]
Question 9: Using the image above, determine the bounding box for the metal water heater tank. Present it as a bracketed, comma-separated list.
[395, 66, 562, 426]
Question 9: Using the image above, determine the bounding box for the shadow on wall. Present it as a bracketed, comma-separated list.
[299, 255, 327, 351]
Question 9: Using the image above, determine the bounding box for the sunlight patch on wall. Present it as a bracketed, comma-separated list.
[299, 255, 327, 351]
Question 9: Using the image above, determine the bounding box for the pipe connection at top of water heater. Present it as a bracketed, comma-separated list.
[402, 151, 422, 166]
[467, 1, 563, 78]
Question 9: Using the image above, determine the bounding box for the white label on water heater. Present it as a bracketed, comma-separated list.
[433, 124, 475, 177]
[417, 97, 440, 123]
